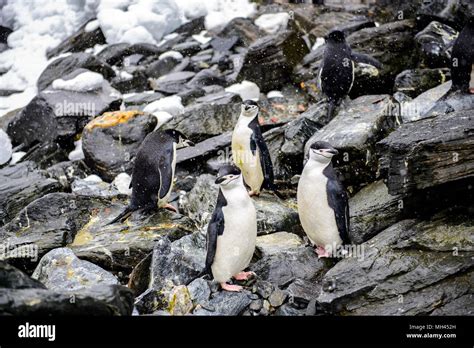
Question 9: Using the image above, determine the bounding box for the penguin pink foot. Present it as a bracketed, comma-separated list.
[163, 203, 177, 213]
[469, 88, 474, 94]
[248, 190, 259, 197]
[220, 282, 243, 292]
[315, 246, 330, 258]
[233, 271, 256, 281]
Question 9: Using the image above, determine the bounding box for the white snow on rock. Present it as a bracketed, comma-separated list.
[113, 172, 132, 195]
[192, 30, 212, 44]
[68, 139, 85, 161]
[83, 174, 103, 183]
[225, 80, 260, 101]
[267, 90, 284, 99]
[151, 111, 174, 130]
[312, 37, 325, 50]
[85, 19, 100, 32]
[0, 129, 13, 165]
[144, 95, 184, 116]
[255, 12, 289, 35]
[52, 71, 104, 92]
[159, 50, 183, 61]
[10, 151, 26, 165]
[203, 0, 256, 31]
[178, 0, 208, 19]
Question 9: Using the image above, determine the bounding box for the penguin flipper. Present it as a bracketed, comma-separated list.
[205, 190, 226, 276]
[250, 120, 275, 190]
[325, 169, 351, 245]
[351, 52, 382, 69]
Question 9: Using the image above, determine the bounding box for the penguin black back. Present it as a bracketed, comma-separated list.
[451, 17, 474, 93]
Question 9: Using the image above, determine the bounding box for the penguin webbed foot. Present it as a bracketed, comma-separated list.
[163, 203, 178, 213]
[248, 190, 259, 197]
[315, 246, 330, 258]
[220, 282, 243, 292]
[233, 271, 256, 281]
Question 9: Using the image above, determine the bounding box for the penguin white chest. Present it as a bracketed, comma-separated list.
[211, 187, 257, 283]
[297, 164, 342, 248]
[231, 122, 264, 193]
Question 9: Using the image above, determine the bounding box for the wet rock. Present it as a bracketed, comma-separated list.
[317, 210, 474, 315]
[237, 30, 309, 92]
[349, 180, 404, 244]
[7, 79, 122, 147]
[32, 247, 118, 291]
[394, 68, 451, 98]
[47, 20, 106, 59]
[250, 247, 330, 288]
[145, 56, 180, 79]
[81, 110, 157, 181]
[37, 53, 115, 91]
[0, 161, 61, 226]
[46, 160, 89, 191]
[218, 18, 264, 46]
[287, 278, 320, 308]
[193, 290, 252, 315]
[177, 132, 231, 167]
[71, 175, 121, 198]
[256, 232, 304, 257]
[377, 110, 474, 195]
[150, 71, 196, 94]
[96, 43, 164, 66]
[268, 288, 288, 308]
[274, 303, 306, 316]
[123, 91, 164, 110]
[187, 278, 211, 306]
[0, 284, 133, 315]
[70, 204, 194, 273]
[306, 95, 398, 190]
[265, 101, 328, 179]
[0, 261, 46, 290]
[163, 91, 241, 142]
[414, 21, 458, 68]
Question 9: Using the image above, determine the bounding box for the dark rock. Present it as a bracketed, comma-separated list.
[47, 20, 106, 59]
[187, 278, 211, 306]
[250, 247, 330, 288]
[145, 57, 180, 79]
[96, 43, 164, 66]
[172, 41, 202, 57]
[309, 11, 368, 37]
[377, 110, 474, 196]
[287, 278, 320, 308]
[422, 89, 474, 118]
[127, 252, 152, 296]
[416, 0, 473, 31]
[237, 30, 309, 92]
[274, 303, 307, 316]
[193, 290, 252, 315]
[218, 18, 264, 46]
[81, 110, 157, 181]
[349, 180, 404, 244]
[306, 95, 398, 191]
[177, 132, 231, 166]
[32, 247, 118, 291]
[317, 210, 474, 315]
[37, 53, 115, 91]
[0, 284, 133, 315]
[110, 68, 149, 94]
[7, 80, 122, 147]
[394, 68, 451, 97]
[0, 161, 60, 226]
[123, 91, 164, 110]
[174, 16, 205, 36]
[0, 261, 46, 289]
[149, 71, 196, 94]
[0, 25, 12, 44]
[186, 69, 226, 88]
[414, 21, 458, 68]
[46, 160, 89, 191]
[163, 91, 241, 142]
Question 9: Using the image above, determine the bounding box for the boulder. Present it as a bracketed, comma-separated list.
[193, 290, 253, 315]
[218, 18, 264, 46]
[317, 210, 474, 315]
[123, 91, 164, 110]
[236, 30, 309, 92]
[416, 0, 473, 31]
[96, 43, 164, 66]
[414, 21, 458, 68]
[82, 110, 157, 181]
[306, 95, 398, 190]
[0, 261, 46, 290]
[47, 20, 106, 59]
[0, 161, 60, 226]
[394, 68, 451, 98]
[32, 247, 118, 291]
[37, 53, 115, 91]
[256, 232, 305, 258]
[71, 175, 121, 198]
[145, 56, 181, 79]
[149, 71, 196, 95]
[176, 132, 232, 168]
[349, 180, 404, 244]
[377, 110, 474, 195]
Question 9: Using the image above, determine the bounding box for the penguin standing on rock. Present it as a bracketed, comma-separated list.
[320, 30, 382, 119]
[231, 100, 277, 197]
[297, 141, 350, 257]
[205, 164, 257, 292]
[107, 129, 194, 225]
[450, 17, 474, 94]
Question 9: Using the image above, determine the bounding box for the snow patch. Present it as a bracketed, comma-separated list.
[113, 172, 132, 195]
[10, 151, 26, 165]
[312, 37, 325, 50]
[159, 50, 183, 61]
[151, 111, 174, 130]
[255, 12, 289, 35]
[68, 139, 85, 161]
[52, 71, 104, 92]
[85, 19, 100, 32]
[225, 80, 260, 101]
[267, 90, 284, 99]
[144, 95, 184, 116]
[192, 30, 212, 44]
[0, 129, 12, 165]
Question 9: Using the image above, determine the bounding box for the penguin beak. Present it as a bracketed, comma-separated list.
[324, 148, 339, 155]
[215, 176, 226, 184]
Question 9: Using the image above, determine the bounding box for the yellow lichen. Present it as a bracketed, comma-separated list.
[84, 110, 144, 131]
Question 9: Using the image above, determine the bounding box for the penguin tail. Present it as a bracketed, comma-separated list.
[326, 100, 337, 120]
[105, 205, 136, 226]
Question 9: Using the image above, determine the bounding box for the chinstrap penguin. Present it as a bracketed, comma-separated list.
[231, 100, 278, 197]
[107, 129, 194, 225]
[450, 16, 474, 94]
[297, 141, 350, 257]
[320, 30, 382, 119]
[205, 164, 257, 292]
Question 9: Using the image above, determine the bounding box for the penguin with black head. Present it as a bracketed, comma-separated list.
[320, 29, 382, 119]
[451, 16, 474, 94]
[298, 141, 350, 257]
[107, 129, 194, 225]
[231, 100, 278, 197]
[205, 164, 257, 292]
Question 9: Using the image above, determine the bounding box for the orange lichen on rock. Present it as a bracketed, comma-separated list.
[85, 110, 144, 131]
